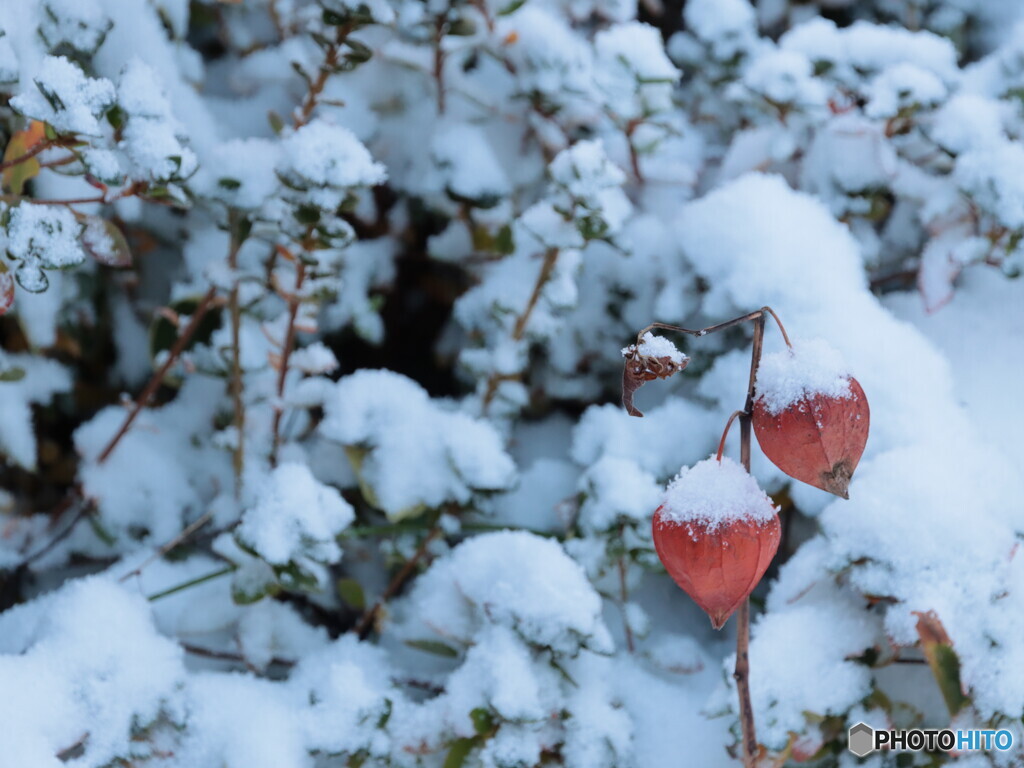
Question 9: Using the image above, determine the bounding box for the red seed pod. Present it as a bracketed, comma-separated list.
[752, 377, 869, 499]
[652, 457, 781, 630]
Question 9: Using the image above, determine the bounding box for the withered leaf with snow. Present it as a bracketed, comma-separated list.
[621, 332, 689, 417]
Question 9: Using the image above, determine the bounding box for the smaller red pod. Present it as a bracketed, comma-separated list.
[651, 457, 781, 630]
[753, 377, 869, 500]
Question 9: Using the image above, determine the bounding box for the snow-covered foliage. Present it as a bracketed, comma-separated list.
[0, 0, 1022, 766]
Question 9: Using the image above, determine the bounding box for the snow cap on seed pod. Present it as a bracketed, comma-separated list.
[752, 338, 869, 499]
[652, 456, 781, 629]
[621, 332, 689, 417]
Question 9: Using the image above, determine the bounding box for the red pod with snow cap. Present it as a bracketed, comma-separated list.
[652, 457, 781, 630]
[752, 340, 869, 499]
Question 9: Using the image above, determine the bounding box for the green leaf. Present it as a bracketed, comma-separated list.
[405, 639, 460, 658]
[218, 177, 241, 190]
[914, 610, 968, 716]
[337, 577, 366, 610]
[469, 707, 495, 735]
[442, 738, 477, 768]
[0, 366, 26, 382]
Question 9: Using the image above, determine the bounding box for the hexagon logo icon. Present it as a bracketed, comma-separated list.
[848, 722, 875, 757]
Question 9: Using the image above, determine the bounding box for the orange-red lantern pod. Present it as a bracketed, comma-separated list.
[752, 342, 870, 499]
[651, 457, 781, 630]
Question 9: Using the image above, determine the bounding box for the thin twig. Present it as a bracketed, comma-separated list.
[636, 305, 792, 349]
[18, 493, 87, 568]
[146, 565, 235, 602]
[97, 286, 219, 464]
[0, 137, 73, 172]
[355, 526, 442, 639]
[225, 212, 247, 495]
[295, 23, 355, 127]
[617, 524, 635, 653]
[715, 410, 746, 462]
[482, 247, 559, 411]
[181, 642, 296, 668]
[270, 257, 306, 465]
[118, 512, 213, 583]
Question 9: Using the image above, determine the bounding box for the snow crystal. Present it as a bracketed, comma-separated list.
[930, 93, 1007, 155]
[781, 19, 958, 82]
[193, 138, 281, 209]
[736, 597, 876, 749]
[319, 370, 516, 519]
[658, 455, 779, 530]
[630, 331, 686, 364]
[432, 123, 511, 205]
[954, 140, 1024, 229]
[10, 55, 115, 136]
[117, 60, 198, 182]
[0, 578, 183, 768]
[740, 49, 828, 109]
[683, 0, 757, 60]
[235, 462, 354, 568]
[594, 22, 680, 118]
[864, 62, 947, 118]
[277, 120, 386, 209]
[754, 338, 853, 414]
[0, 353, 71, 469]
[577, 455, 661, 533]
[3, 203, 86, 291]
[403, 530, 612, 655]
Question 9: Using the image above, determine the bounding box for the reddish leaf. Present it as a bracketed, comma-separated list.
[2, 121, 47, 195]
[81, 216, 132, 268]
[0, 262, 14, 317]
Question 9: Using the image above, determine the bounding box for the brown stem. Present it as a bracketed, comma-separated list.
[295, 23, 355, 127]
[355, 526, 441, 639]
[0, 137, 73, 172]
[482, 247, 559, 412]
[118, 511, 213, 583]
[270, 260, 306, 466]
[97, 286, 218, 464]
[733, 312, 765, 768]
[715, 410, 746, 462]
[433, 18, 446, 115]
[635, 305, 791, 349]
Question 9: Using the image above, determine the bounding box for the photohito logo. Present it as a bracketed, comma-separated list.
[848, 722, 1014, 757]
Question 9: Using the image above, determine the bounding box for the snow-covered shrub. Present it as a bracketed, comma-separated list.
[0, 0, 1022, 766]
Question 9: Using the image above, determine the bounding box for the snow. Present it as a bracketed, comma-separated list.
[2, 202, 86, 291]
[319, 370, 517, 519]
[658, 456, 779, 530]
[402, 530, 612, 655]
[235, 462, 354, 571]
[277, 120, 386, 210]
[628, 331, 686, 364]
[10, 55, 115, 136]
[754, 338, 854, 414]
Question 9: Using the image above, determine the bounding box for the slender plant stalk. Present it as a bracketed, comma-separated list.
[482, 247, 559, 412]
[295, 23, 355, 126]
[355, 526, 441, 639]
[270, 259, 306, 466]
[733, 313, 766, 768]
[227, 215, 246, 496]
[97, 286, 219, 464]
[146, 565, 235, 602]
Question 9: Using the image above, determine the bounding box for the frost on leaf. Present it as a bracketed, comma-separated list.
[9, 55, 115, 136]
[2, 202, 86, 292]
